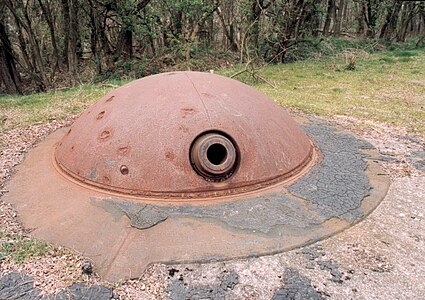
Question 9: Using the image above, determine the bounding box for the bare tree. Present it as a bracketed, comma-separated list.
[0, 7, 22, 94]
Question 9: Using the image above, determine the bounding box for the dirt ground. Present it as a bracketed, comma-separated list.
[0, 114, 424, 299]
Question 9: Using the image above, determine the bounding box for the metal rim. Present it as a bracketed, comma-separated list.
[190, 132, 238, 181]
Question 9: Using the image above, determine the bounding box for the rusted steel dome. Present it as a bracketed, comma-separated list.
[4, 71, 390, 281]
[55, 71, 313, 199]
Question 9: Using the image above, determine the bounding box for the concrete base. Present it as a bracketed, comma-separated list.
[3, 119, 390, 282]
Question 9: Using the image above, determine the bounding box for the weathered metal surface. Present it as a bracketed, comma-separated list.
[55, 71, 313, 199]
[3, 120, 390, 281]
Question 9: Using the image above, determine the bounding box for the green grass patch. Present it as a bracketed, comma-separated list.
[0, 83, 127, 131]
[390, 50, 419, 57]
[222, 49, 425, 133]
[379, 57, 396, 64]
[398, 57, 413, 63]
[0, 234, 50, 263]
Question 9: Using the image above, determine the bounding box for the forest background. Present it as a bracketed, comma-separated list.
[1, 0, 425, 95]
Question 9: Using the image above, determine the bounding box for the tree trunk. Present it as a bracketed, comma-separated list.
[5, 0, 48, 90]
[68, 0, 79, 80]
[60, 0, 79, 81]
[61, 0, 70, 69]
[37, 0, 60, 73]
[216, 6, 239, 51]
[185, 2, 220, 61]
[397, 2, 416, 42]
[310, 0, 322, 36]
[15, 21, 33, 71]
[113, 0, 151, 61]
[355, 2, 366, 35]
[250, 0, 262, 49]
[323, 0, 336, 35]
[0, 13, 22, 94]
[417, 3, 425, 47]
[363, 0, 377, 38]
[334, 0, 346, 35]
[379, 0, 402, 40]
[88, 0, 102, 75]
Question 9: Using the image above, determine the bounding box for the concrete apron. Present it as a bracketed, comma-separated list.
[3, 120, 390, 282]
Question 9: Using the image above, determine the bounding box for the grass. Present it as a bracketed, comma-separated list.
[221, 48, 425, 133]
[0, 233, 50, 263]
[0, 82, 127, 132]
[390, 50, 419, 57]
[0, 49, 424, 134]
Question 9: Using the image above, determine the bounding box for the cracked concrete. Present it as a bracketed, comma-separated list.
[162, 176, 425, 300]
[0, 272, 113, 300]
[101, 121, 382, 234]
[272, 269, 324, 300]
[408, 151, 425, 172]
[289, 122, 373, 222]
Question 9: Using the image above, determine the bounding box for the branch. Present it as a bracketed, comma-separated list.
[231, 59, 276, 88]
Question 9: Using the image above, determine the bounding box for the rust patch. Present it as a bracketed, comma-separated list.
[102, 176, 111, 184]
[117, 146, 130, 156]
[181, 108, 196, 118]
[97, 111, 106, 120]
[99, 129, 112, 141]
[201, 92, 215, 99]
[165, 151, 175, 161]
[179, 125, 189, 133]
[105, 95, 114, 102]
